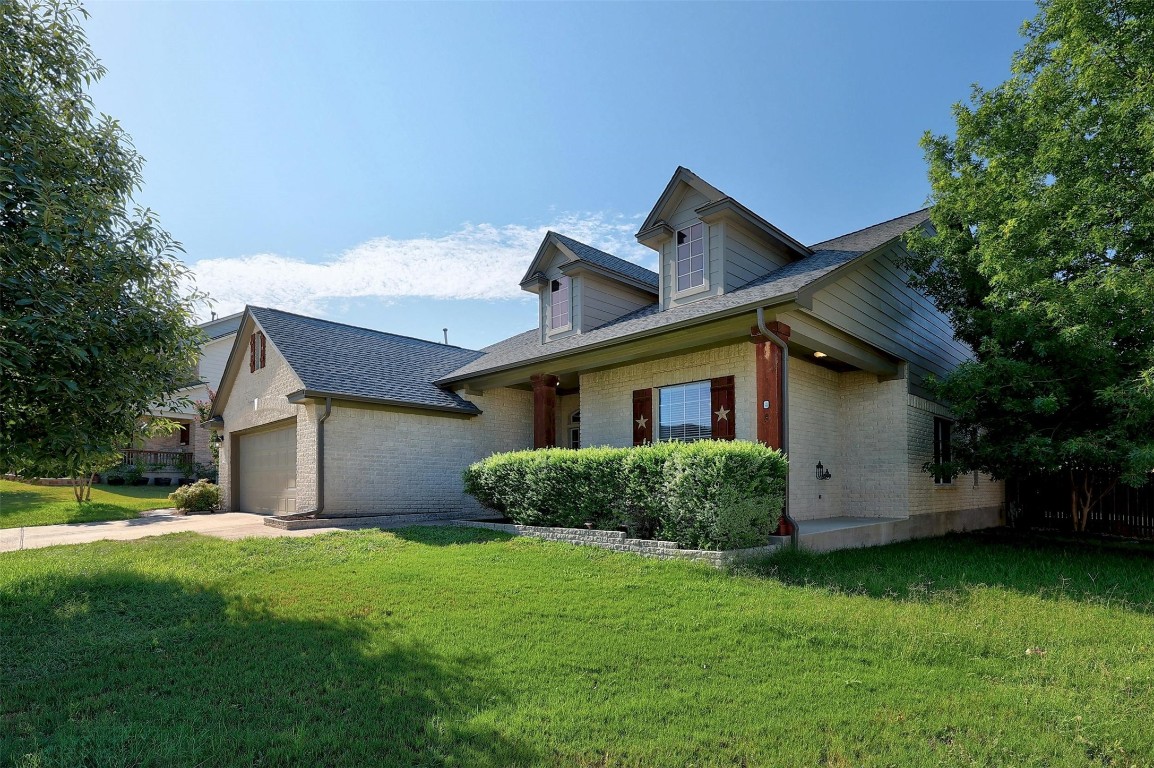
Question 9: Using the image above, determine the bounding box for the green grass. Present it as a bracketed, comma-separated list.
[0, 479, 173, 528]
[1, 528, 1151, 767]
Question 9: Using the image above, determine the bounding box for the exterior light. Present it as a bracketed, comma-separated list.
[813, 351, 828, 358]
[816, 461, 832, 481]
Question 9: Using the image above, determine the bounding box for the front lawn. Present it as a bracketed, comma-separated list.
[0, 479, 173, 528]
[1, 529, 1151, 767]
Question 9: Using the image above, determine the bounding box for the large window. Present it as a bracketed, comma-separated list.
[933, 417, 952, 485]
[550, 276, 571, 330]
[659, 380, 712, 441]
[675, 222, 705, 292]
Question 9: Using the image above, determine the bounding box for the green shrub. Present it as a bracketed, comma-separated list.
[168, 479, 221, 513]
[463, 441, 787, 550]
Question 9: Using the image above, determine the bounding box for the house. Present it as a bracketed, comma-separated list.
[129, 312, 242, 470]
[210, 168, 1003, 545]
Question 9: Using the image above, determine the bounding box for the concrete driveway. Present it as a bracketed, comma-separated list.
[0, 509, 358, 553]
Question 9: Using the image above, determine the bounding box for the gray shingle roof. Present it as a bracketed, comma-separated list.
[441, 209, 929, 383]
[808, 208, 929, 252]
[249, 307, 484, 414]
[550, 232, 659, 290]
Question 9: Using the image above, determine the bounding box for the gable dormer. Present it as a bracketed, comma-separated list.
[520, 232, 658, 343]
[636, 167, 813, 310]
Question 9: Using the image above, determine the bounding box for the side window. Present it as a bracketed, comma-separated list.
[933, 417, 952, 485]
[249, 331, 266, 372]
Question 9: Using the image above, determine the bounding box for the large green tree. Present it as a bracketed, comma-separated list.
[905, 0, 1154, 530]
[1, 0, 204, 499]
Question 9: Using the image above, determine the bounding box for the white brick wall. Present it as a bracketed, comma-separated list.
[321, 386, 532, 515]
[219, 328, 306, 511]
[906, 394, 1004, 517]
[787, 359, 845, 520]
[580, 342, 757, 447]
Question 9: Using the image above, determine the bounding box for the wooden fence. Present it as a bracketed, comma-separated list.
[1008, 475, 1154, 538]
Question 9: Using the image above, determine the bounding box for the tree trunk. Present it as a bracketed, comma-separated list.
[71, 473, 93, 504]
[1068, 470, 1118, 533]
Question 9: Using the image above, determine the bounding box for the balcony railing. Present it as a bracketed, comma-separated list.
[121, 449, 192, 469]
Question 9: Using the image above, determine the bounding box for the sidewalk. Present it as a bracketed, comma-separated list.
[0, 509, 356, 553]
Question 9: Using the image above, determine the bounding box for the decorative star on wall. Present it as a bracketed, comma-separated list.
[714, 406, 730, 422]
[635, 414, 648, 430]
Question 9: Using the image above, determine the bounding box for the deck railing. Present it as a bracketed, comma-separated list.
[121, 449, 192, 469]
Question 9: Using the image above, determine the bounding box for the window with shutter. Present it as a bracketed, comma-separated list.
[632, 388, 652, 446]
[250, 332, 267, 372]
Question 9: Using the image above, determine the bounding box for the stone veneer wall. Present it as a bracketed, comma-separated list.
[321, 386, 532, 516]
[579, 342, 757, 447]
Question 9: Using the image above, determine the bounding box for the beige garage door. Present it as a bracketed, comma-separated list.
[237, 423, 297, 514]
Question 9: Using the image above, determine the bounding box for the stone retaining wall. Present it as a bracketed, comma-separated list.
[453, 521, 779, 566]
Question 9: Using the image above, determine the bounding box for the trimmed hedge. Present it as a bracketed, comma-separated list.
[463, 441, 787, 550]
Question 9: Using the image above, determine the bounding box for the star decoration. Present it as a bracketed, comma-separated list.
[714, 406, 731, 422]
[635, 414, 648, 431]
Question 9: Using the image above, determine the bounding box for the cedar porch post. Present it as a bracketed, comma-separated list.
[530, 374, 559, 448]
[752, 321, 793, 537]
[751, 321, 791, 450]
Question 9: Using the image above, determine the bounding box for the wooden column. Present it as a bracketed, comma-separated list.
[751, 321, 792, 536]
[750, 321, 791, 451]
[530, 374, 559, 449]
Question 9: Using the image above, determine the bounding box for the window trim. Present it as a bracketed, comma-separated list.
[658, 379, 714, 443]
[548, 275, 572, 333]
[672, 221, 709, 298]
[933, 416, 953, 486]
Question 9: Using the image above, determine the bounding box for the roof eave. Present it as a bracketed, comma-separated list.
[559, 261, 658, 295]
[695, 198, 813, 259]
[286, 389, 481, 416]
[438, 293, 800, 386]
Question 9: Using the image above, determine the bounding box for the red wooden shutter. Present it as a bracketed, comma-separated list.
[632, 388, 652, 446]
[711, 376, 736, 441]
[258, 332, 266, 369]
[249, 333, 256, 373]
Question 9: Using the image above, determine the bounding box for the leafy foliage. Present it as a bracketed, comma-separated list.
[904, 0, 1154, 529]
[463, 441, 787, 550]
[167, 479, 221, 513]
[0, 1, 204, 488]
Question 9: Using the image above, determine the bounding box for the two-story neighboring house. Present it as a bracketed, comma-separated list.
[130, 312, 242, 470]
[210, 168, 1003, 547]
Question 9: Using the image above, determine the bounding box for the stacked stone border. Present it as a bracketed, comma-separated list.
[452, 520, 780, 566]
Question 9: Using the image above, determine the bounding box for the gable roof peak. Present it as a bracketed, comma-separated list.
[637, 166, 727, 236]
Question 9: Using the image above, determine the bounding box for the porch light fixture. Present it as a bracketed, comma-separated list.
[816, 461, 832, 481]
[813, 351, 827, 358]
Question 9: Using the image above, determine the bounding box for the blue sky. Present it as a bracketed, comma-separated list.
[82, 1, 1034, 350]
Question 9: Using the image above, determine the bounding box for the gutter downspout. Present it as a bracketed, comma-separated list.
[756, 307, 799, 548]
[313, 397, 332, 518]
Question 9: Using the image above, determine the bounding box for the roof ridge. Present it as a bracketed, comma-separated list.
[249, 305, 479, 352]
[808, 207, 930, 250]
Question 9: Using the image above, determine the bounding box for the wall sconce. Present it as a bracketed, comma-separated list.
[816, 461, 832, 480]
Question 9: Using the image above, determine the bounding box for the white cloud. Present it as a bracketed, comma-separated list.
[191, 212, 653, 319]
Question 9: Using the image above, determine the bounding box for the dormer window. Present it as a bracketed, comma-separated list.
[676, 223, 705, 291]
[550, 276, 571, 330]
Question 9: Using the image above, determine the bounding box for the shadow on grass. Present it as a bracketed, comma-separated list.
[388, 525, 516, 547]
[1, 570, 535, 766]
[736, 529, 1154, 614]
